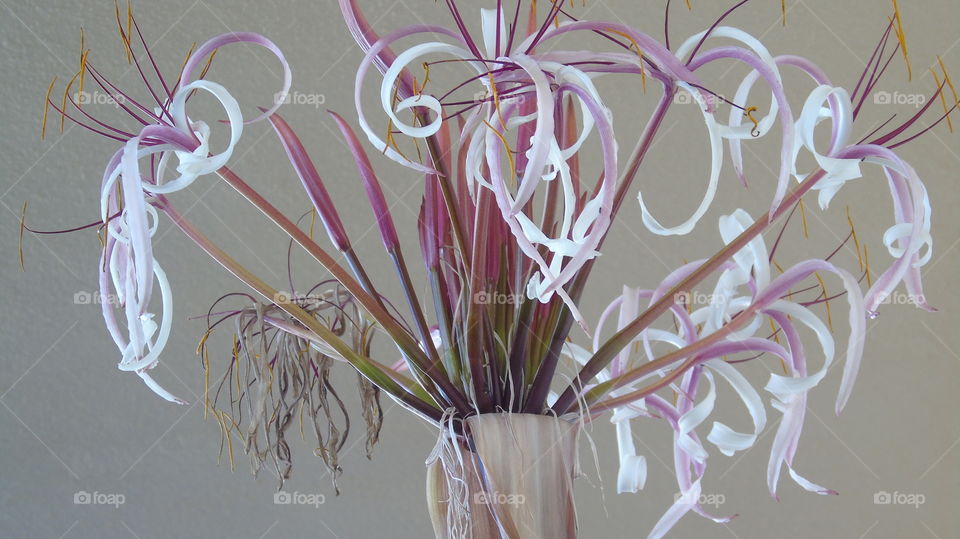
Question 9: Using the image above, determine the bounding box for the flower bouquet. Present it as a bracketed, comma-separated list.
[24, 0, 955, 537]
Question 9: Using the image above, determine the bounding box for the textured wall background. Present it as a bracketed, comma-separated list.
[1, 1, 958, 538]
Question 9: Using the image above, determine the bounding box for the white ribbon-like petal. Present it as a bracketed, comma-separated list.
[705, 358, 766, 456]
[638, 82, 723, 235]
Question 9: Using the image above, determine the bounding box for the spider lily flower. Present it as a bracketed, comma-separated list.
[567, 208, 864, 537]
[45, 7, 290, 402]
[346, 3, 719, 330]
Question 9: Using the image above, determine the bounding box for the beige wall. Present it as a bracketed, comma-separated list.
[1, 1, 958, 537]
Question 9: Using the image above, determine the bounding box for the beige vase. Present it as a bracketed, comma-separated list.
[425, 413, 580, 539]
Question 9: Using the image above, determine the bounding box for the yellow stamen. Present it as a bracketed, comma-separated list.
[188, 49, 218, 100]
[114, 0, 132, 63]
[309, 208, 317, 241]
[488, 72, 508, 132]
[937, 56, 959, 107]
[196, 328, 212, 355]
[606, 29, 647, 92]
[891, 0, 912, 80]
[97, 223, 106, 251]
[798, 198, 809, 239]
[419, 61, 431, 96]
[744, 105, 760, 136]
[18, 201, 28, 271]
[685, 0, 692, 10]
[814, 272, 834, 332]
[197, 330, 211, 418]
[198, 47, 218, 79]
[60, 69, 82, 132]
[863, 244, 873, 287]
[930, 69, 953, 132]
[77, 29, 88, 99]
[846, 206, 864, 271]
[114, 181, 124, 216]
[77, 49, 90, 104]
[781, 0, 787, 25]
[769, 316, 781, 345]
[483, 119, 518, 189]
[178, 42, 197, 84]
[41, 76, 57, 140]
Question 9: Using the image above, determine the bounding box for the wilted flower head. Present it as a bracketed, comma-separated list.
[41, 3, 290, 402]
